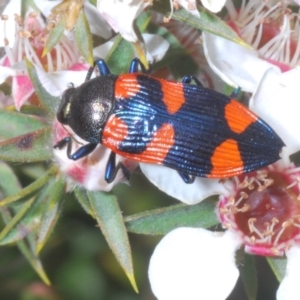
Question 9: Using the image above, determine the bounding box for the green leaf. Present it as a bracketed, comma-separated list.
[125, 198, 218, 235]
[136, 11, 152, 32]
[0, 207, 50, 285]
[0, 181, 57, 245]
[106, 35, 134, 74]
[26, 59, 61, 115]
[0, 162, 22, 197]
[21, 0, 39, 18]
[151, 2, 249, 47]
[267, 257, 286, 282]
[43, 17, 65, 57]
[74, 188, 94, 217]
[87, 190, 138, 292]
[36, 177, 65, 253]
[0, 110, 45, 139]
[239, 254, 258, 300]
[0, 128, 53, 163]
[75, 10, 93, 66]
[0, 166, 57, 207]
[18, 239, 51, 285]
[20, 105, 49, 118]
[0, 198, 35, 244]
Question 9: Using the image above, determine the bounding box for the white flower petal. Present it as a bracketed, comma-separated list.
[93, 40, 113, 59]
[149, 228, 241, 300]
[140, 163, 231, 204]
[277, 246, 300, 300]
[50, 70, 88, 93]
[143, 33, 169, 62]
[0, 65, 16, 83]
[249, 67, 300, 156]
[201, 0, 226, 13]
[202, 32, 279, 92]
[97, 0, 151, 42]
[84, 1, 112, 39]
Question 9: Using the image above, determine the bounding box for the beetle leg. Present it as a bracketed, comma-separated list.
[129, 58, 148, 74]
[69, 143, 97, 160]
[85, 59, 111, 81]
[230, 87, 241, 98]
[95, 59, 111, 76]
[105, 151, 130, 183]
[54, 137, 97, 160]
[182, 75, 204, 87]
[178, 172, 196, 184]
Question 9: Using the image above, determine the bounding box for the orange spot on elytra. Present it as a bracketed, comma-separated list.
[102, 118, 175, 164]
[129, 123, 175, 163]
[102, 115, 128, 150]
[208, 139, 244, 178]
[225, 99, 258, 134]
[160, 79, 185, 114]
[115, 74, 140, 99]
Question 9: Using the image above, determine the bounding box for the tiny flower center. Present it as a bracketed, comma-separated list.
[219, 164, 300, 255]
[235, 173, 300, 244]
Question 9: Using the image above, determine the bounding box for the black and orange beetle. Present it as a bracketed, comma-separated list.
[54, 58, 284, 184]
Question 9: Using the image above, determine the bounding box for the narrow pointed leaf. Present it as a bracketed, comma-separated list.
[239, 254, 258, 300]
[20, 105, 49, 118]
[0, 181, 56, 245]
[0, 162, 22, 197]
[43, 17, 65, 57]
[26, 59, 60, 115]
[267, 257, 286, 282]
[87, 190, 137, 292]
[74, 187, 94, 217]
[0, 207, 50, 285]
[21, 0, 39, 18]
[106, 35, 134, 74]
[0, 198, 35, 244]
[151, 3, 248, 47]
[36, 177, 65, 253]
[125, 198, 218, 235]
[18, 240, 51, 285]
[0, 110, 45, 139]
[0, 166, 57, 207]
[75, 10, 93, 66]
[0, 128, 52, 163]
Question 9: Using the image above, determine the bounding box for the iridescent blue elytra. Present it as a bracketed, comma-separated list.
[54, 58, 284, 184]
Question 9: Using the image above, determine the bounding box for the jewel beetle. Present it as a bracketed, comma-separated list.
[54, 58, 284, 184]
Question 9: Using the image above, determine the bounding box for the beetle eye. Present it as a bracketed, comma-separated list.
[57, 108, 68, 124]
[57, 88, 74, 125]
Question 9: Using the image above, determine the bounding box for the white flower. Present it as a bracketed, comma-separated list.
[149, 228, 241, 300]
[202, 0, 300, 92]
